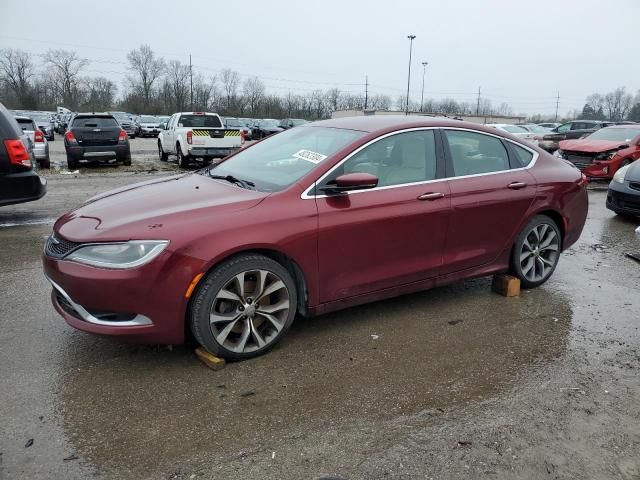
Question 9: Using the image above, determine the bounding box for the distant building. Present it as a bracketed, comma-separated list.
[331, 109, 526, 125]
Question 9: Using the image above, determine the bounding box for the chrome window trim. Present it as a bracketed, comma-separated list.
[46, 276, 153, 327]
[301, 126, 539, 200]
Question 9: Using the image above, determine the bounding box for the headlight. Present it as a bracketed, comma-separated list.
[66, 240, 169, 269]
[612, 164, 631, 184]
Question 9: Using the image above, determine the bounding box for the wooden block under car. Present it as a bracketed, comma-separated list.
[492, 274, 521, 297]
[195, 347, 226, 371]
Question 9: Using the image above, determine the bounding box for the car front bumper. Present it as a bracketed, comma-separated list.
[140, 127, 161, 136]
[606, 181, 640, 216]
[0, 170, 46, 207]
[42, 247, 203, 344]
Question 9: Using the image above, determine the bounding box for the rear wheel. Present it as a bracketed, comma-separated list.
[66, 153, 78, 170]
[176, 144, 188, 168]
[190, 254, 297, 360]
[40, 154, 51, 169]
[510, 215, 562, 289]
[121, 154, 132, 166]
[158, 141, 168, 161]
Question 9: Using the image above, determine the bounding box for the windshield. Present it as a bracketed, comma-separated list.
[140, 116, 160, 123]
[206, 126, 365, 192]
[16, 119, 36, 131]
[225, 118, 242, 127]
[30, 114, 51, 123]
[291, 119, 306, 126]
[261, 120, 280, 128]
[73, 117, 119, 128]
[179, 114, 222, 128]
[521, 124, 548, 133]
[587, 127, 640, 142]
[111, 113, 130, 122]
[501, 125, 528, 133]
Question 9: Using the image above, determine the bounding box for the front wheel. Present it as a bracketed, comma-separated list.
[190, 254, 298, 360]
[158, 141, 168, 161]
[510, 215, 562, 289]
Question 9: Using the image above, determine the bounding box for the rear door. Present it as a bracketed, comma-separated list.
[71, 116, 120, 146]
[440, 128, 537, 274]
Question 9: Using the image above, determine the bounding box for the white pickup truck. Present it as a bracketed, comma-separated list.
[158, 112, 243, 167]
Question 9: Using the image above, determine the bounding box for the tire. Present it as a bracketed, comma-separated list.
[49, 133, 55, 141]
[66, 153, 78, 170]
[176, 143, 188, 168]
[190, 254, 298, 360]
[510, 215, 562, 289]
[40, 154, 51, 169]
[121, 155, 132, 166]
[158, 141, 168, 161]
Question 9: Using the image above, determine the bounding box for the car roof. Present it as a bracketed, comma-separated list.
[14, 116, 35, 122]
[74, 113, 114, 118]
[310, 115, 489, 133]
[601, 124, 640, 129]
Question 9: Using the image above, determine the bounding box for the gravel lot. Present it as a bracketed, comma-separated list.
[0, 143, 639, 480]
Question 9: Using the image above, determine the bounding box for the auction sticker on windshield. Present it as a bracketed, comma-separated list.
[293, 149, 327, 164]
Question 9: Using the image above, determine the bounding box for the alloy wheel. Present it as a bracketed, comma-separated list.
[209, 269, 291, 354]
[519, 223, 560, 283]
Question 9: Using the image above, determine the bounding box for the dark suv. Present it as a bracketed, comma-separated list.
[539, 120, 616, 152]
[0, 102, 47, 206]
[64, 113, 132, 169]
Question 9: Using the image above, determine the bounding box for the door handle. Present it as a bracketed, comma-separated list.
[417, 192, 445, 201]
[507, 182, 527, 190]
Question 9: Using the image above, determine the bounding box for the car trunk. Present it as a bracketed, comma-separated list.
[73, 126, 120, 146]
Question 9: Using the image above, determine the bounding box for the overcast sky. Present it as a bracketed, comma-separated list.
[1, 0, 638, 116]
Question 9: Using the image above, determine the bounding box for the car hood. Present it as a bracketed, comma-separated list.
[54, 173, 269, 243]
[559, 139, 629, 153]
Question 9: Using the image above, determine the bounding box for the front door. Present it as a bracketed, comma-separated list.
[315, 129, 450, 303]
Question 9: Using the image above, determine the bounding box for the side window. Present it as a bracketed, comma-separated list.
[510, 143, 534, 168]
[335, 130, 437, 188]
[556, 123, 571, 133]
[571, 122, 588, 130]
[444, 130, 510, 176]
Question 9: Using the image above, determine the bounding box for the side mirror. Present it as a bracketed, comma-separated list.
[160, 123, 167, 130]
[319, 172, 379, 194]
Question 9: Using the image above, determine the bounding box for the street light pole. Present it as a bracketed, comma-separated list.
[405, 35, 416, 115]
[420, 61, 428, 112]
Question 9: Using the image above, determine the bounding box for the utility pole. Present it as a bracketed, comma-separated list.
[476, 86, 481, 115]
[420, 61, 428, 112]
[364, 75, 369, 110]
[189, 54, 194, 111]
[405, 35, 416, 115]
[554, 92, 560, 121]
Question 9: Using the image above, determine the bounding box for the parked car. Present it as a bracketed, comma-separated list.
[253, 119, 283, 139]
[64, 113, 131, 169]
[56, 113, 73, 134]
[137, 115, 163, 137]
[14, 116, 50, 168]
[224, 117, 252, 140]
[158, 112, 243, 167]
[555, 125, 640, 180]
[28, 112, 55, 141]
[538, 120, 615, 153]
[606, 161, 640, 217]
[43, 116, 588, 360]
[538, 122, 561, 129]
[0, 102, 46, 206]
[486, 123, 537, 145]
[279, 118, 307, 129]
[108, 111, 137, 138]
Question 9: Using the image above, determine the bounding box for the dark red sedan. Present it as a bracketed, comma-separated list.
[43, 116, 588, 359]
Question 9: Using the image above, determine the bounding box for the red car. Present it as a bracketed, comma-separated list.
[43, 116, 588, 359]
[556, 125, 640, 179]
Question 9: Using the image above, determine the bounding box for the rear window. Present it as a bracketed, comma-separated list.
[72, 117, 119, 128]
[16, 119, 36, 131]
[179, 115, 222, 128]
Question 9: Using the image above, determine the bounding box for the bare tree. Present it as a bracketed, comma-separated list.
[220, 69, 240, 112]
[83, 76, 117, 111]
[166, 60, 190, 112]
[243, 76, 265, 115]
[126, 45, 165, 109]
[603, 87, 633, 121]
[0, 49, 36, 107]
[43, 49, 89, 109]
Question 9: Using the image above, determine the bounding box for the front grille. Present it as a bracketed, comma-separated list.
[609, 190, 640, 213]
[45, 234, 80, 258]
[630, 182, 640, 192]
[565, 153, 595, 170]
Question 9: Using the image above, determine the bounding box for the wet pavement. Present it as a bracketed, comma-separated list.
[1, 149, 639, 479]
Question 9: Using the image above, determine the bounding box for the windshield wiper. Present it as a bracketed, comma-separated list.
[209, 174, 255, 189]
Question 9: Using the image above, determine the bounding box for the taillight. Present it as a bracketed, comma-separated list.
[187, 130, 193, 145]
[4, 139, 32, 168]
[240, 130, 245, 144]
[65, 130, 77, 144]
[34, 129, 45, 143]
[118, 129, 128, 142]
